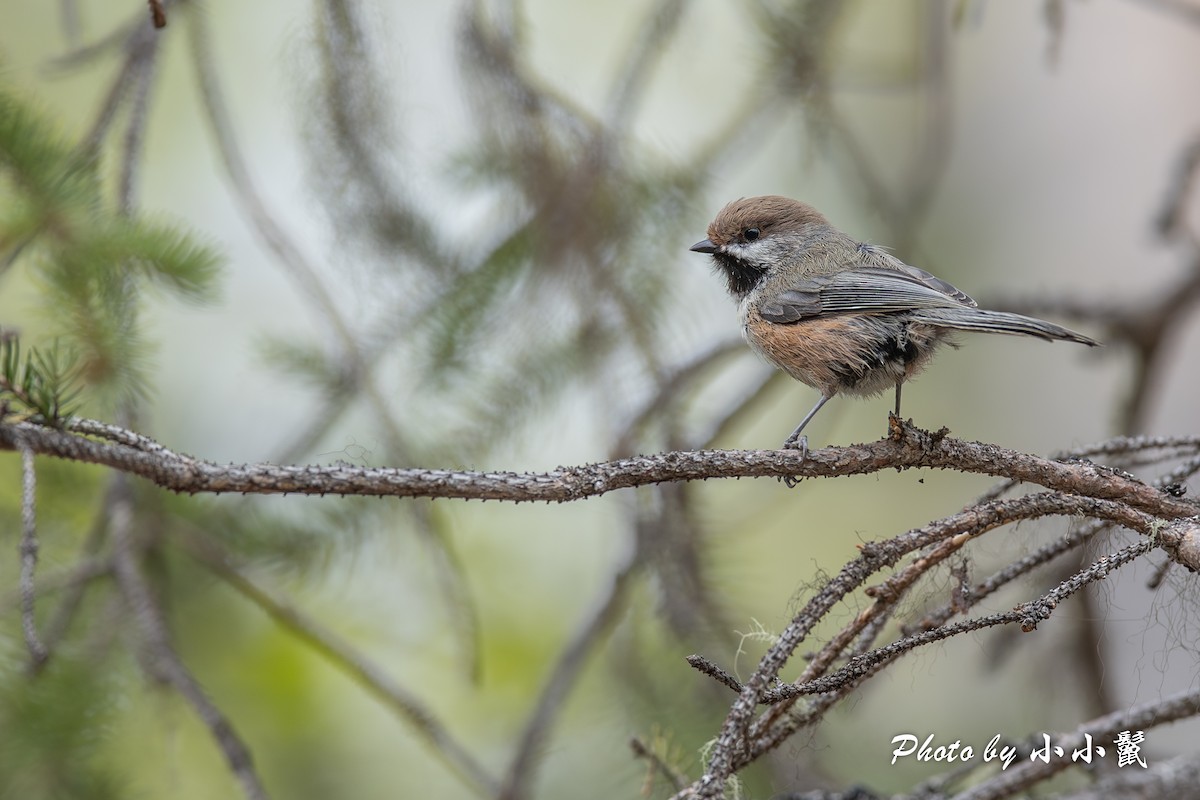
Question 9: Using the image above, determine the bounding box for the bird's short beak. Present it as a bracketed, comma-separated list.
[689, 238, 718, 254]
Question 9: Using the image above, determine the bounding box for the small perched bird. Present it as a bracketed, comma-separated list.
[690, 196, 1098, 450]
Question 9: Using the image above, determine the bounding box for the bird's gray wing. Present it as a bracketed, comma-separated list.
[893, 264, 976, 307]
[759, 267, 975, 324]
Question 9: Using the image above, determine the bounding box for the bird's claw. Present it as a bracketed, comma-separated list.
[779, 434, 808, 488]
[782, 433, 809, 456]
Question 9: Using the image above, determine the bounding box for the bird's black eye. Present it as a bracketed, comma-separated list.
[743, 228, 760, 242]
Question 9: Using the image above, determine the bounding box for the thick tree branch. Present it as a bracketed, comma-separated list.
[1, 418, 1195, 521]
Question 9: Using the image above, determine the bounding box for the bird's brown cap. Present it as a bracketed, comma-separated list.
[703, 195, 829, 247]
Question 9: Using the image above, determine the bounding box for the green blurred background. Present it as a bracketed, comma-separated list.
[2, 0, 1198, 798]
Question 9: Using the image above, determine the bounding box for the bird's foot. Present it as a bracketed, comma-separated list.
[782, 432, 808, 455]
[779, 434, 807, 488]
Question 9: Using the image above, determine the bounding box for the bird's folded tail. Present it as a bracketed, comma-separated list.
[911, 308, 1099, 346]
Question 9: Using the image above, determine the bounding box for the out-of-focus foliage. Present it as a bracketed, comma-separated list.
[296, 2, 708, 460]
[0, 655, 125, 800]
[0, 83, 220, 411]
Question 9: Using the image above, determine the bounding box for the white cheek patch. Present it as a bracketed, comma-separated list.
[724, 239, 771, 263]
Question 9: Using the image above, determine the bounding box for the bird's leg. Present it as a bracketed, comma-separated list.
[887, 380, 906, 438]
[782, 394, 832, 454]
[780, 395, 830, 487]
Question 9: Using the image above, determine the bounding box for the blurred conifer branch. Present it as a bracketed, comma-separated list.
[0, 331, 82, 424]
[0, 80, 221, 409]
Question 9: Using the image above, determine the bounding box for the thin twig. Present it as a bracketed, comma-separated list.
[1125, 0, 1200, 27]
[108, 476, 269, 800]
[699, 369, 791, 449]
[148, 0, 167, 28]
[47, 9, 147, 72]
[184, 11, 350, 340]
[1155, 133, 1200, 239]
[612, 339, 745, 457]
[0, 553, 112, 613]
[902, 518, 1105, 634]
[683, 496, 1168, 797]
[68, 416, 198, 460]
[177, 529, 499, 797]
[685, 654, 743, 694]
[1056, 752, 1200, 800]
[630, 735, 689, 793]
[766, 537, 1155, 703]
[953, 685, 1200, 800]
[59, 0, 82, 45]
[118, 28, 161, 213]
[35, 521, 113, 672]
[497, 547, 641, 800]
[689, 493, 1152, 734]
[186, 3, 426, 475]
[76, 17, 160, 155]
[18, 438, 49, 669]
[604, 0, 689, 133]
[800, 493, 1130, 689]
